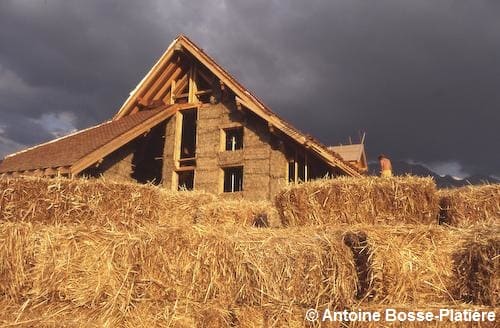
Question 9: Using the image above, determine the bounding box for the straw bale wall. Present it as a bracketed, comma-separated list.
[342, 224, 499, 306]
[0, 177, 216, 228]
[438, 184, 500, 226]
[194, 102, 287, 201]
[0, 223, 357, 309]
[80, 140, 137, 183]
[275, 176, 439, 226]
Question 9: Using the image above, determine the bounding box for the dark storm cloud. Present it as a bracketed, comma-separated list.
[0, 0, 499, 176]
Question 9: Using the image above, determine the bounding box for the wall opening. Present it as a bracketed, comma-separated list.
[179, 109, 197, 160]
[223, 127, 243, 151]
[223, 166, 243, 192]
[131, 122, 166, 184]
[288, 153, 307, 183]
[177, 170, 194, 190]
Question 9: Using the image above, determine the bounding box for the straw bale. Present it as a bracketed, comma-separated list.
[138, 225, 357, 308]
[0, 223, 356, 309]
[233, 305, 315, 328]
[0, 176, 216, 229]
[452, 224, 499, 306]
[438, 184, 500, 226]
[123, 301, 230, 328]
[29, 225, 143, 313]
[275, 176, 439, 226]
[194, 199, 281, 227]
[0, 222, 34, 301]
[343, 225, 462, 304]
[228, 227, 357, 307]
[1, 300, 497, 328]
[0, 299, 112, 327]
[218, 150, 244, 166]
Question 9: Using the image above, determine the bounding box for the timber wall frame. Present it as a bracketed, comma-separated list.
[114, 35, 362, 177]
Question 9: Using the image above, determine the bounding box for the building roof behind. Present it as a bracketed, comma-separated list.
[328, 144, 365, 162]
[0, 109, 166, 173]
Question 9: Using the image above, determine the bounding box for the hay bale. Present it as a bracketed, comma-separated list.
[234, 305, 318, 328]
[275, 176, 439, 226]
[0, 176, 216, 229]
[0, 223, 357, 310]
[29, 225, 143, 313]
[344, 225, 462, 304]
[452, 225, 500, 306]
[438, 184, 500, 226]
[0, 222, 34, 301]
[140, 225, 357, 307]
[343, 224, 500, 306]
[194, 200, 281, 227]
[0, 298, 116, 327]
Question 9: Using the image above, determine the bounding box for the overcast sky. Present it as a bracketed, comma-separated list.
[0, 0, 499, 178]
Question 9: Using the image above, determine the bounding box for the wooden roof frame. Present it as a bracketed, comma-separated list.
[0, 104, 192, 177]
[70, 104, 186, 175]
[114, 35, 362, 177]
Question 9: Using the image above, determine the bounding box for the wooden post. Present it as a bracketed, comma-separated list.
[304, 151, 308, 182]
[170, 80, 176, 104]
[188, 63, 197, 103]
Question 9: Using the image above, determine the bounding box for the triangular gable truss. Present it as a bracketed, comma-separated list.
[115, 35, 362, 177]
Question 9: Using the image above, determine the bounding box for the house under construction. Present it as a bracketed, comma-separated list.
[0, 35, 366, 200]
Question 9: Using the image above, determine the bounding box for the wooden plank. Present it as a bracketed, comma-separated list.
[153, 66, 184, 101]
[142, 60, 178, 101]
[114, 38, 180, 119]
[195, 89, 212, 96]
[171, 73, 189, 97]
[188, 64, 197, 103]
[175, 166, 196, 172]
[169, 80, 176, 104]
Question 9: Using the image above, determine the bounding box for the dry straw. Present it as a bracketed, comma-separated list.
[342, 224, 500, 306]
[0, 176, 215, 229]
[438, 184, 500, 227]
[451, 224, 499, 306]
[0, 223, 34, 301]
[194, 200, 281, 227]
[1, 300, 498, 327]
[275, 176, 439, 226]
[139, 225, 357, 308]
[0, 223, 357, 311]
[0, 176, 281, 229]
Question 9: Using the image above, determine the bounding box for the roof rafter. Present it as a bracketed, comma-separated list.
[113, 35, 362, 177]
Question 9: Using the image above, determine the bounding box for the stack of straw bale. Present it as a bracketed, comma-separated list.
[451, 224, 499, 306]
[0, 223, 358, 311]
[139, 225, 357, 307]
[0, 177, 215, 228]
[275, 176, 439, 226]
[438, 184, 500, 226]
[342, 224, 500, 306]
[0, 176, 280, 228]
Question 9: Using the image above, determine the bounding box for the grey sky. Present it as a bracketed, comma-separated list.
[0, 0, 499, 177]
